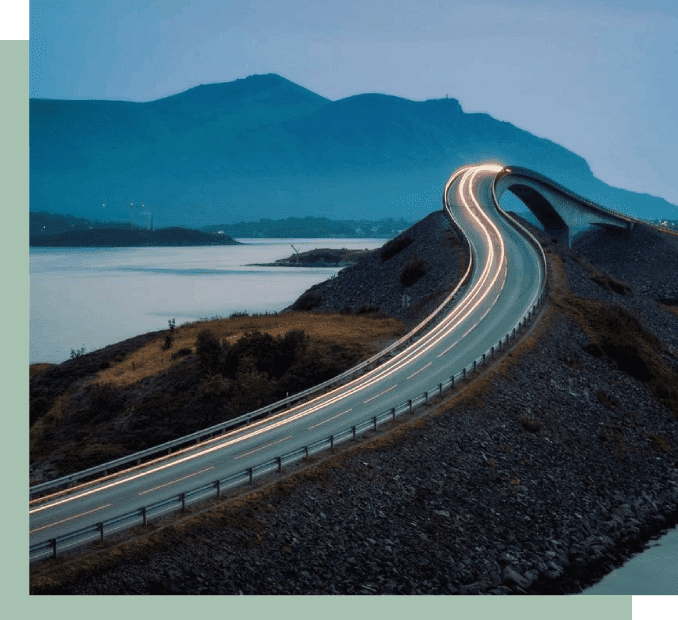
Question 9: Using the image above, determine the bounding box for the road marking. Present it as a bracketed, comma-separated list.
[30, 503, 112, 534]
[406, 361, 432, 380]
[308, 408, 352, 430]
[364, 384, 397, 404]
[138, 466, 215, 496]
[235, 435, 291, 460]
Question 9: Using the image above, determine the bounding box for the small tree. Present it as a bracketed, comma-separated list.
[70, 346, 86, 359]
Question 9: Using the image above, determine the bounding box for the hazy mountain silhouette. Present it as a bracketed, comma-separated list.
[30, 73, 677, 228]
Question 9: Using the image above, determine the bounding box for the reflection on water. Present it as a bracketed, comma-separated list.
[30, 238, 385, 364]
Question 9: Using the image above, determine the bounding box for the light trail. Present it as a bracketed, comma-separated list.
[30, 163, 517, 542]
[32, 165, 508, 512]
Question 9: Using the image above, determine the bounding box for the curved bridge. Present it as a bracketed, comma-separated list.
[494, 166, 635, 247]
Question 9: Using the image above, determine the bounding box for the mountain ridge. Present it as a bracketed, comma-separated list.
[30, 73, 677, 227]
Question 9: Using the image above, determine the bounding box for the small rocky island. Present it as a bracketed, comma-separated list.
[248, 247, 374, 268]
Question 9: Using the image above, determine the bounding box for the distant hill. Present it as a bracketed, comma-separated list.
[30, 226, 240, 247]
[30, 73, 678, 227]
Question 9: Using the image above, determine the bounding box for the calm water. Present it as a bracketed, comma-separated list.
[30, 238, 385, 364]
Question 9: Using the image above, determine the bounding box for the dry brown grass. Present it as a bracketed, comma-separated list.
[95, 312, 405, 388]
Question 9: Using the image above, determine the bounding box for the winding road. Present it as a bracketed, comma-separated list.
[29, 163, 631, 561]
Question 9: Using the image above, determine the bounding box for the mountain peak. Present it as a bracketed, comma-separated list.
[156, 73, 330, 106]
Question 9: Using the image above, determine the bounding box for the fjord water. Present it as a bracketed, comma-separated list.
[30, 238, 385, 364]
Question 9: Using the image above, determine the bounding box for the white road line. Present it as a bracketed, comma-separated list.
[235, 435, 291, 460]
[406, 362, 432, 380]
[364, 384, 397, 404]
[30, 503, 112, 534]
[138, 466, 215, 496]
[308, 408, 353, 430]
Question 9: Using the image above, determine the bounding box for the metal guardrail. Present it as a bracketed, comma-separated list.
[30, 283, 549, 564]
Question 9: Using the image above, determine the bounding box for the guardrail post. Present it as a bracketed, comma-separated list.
[451, 375, 455, 388]
[277, 456, 282, 473]
[248, 468, 253, 484]
[391, 407, 396, 421]
[181, 492, 186, 511]
[330, 435, 334, 449]
[439, 383, 443, 396]
[482, 353, 486, 366]
[352, 426, 356, 440]
[473, 360, 477, 372]
[424, 391, 428, 404]
[51, 538, 57, 559]
[373, 416, 378, 431]
[142, 506, 147, 526]
[408, 399, 412, 414]
[305, 446, 309, 461]
[463, 367, 466, 379]
[216, 479, 221, 498]
[99, 522, 104, 541]
[168, 447, 172, 455]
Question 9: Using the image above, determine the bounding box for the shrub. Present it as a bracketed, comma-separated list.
[70, 346, 86, 359]
[399, 255, 427, 287]
[196, 329, 221, 374]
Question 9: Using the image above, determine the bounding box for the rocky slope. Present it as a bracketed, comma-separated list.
[30, 218, 678, 595]
[286, 210, 468, 324]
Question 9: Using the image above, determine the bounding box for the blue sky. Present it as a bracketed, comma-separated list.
[25, 0, 678, 208]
